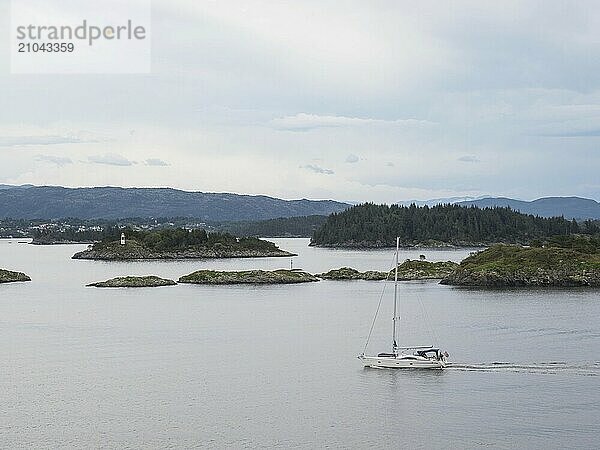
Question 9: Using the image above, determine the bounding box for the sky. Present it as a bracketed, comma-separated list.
[1, 0, 599, 203]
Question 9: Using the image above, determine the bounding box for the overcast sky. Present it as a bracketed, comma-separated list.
[1, 0, 599, 203]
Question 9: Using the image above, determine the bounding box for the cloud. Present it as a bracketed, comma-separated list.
[302, 164, 334, 175]
[270, 113, 434, 132]
[385, 162, 395, 167]
[457, 155, 480, 163]
[87, 153, 135, 166]
[145, 158, 170, 166]
[345, 154, 359, 163]
[35, 155, 73, 167]
[0, 135, 87, 147]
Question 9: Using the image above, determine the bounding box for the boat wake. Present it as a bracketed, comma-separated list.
[446, 361, 600, 376]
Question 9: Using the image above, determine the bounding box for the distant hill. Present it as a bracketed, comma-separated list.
[218, 215, 328, 237]
[0, 185, 350, 221]
[397, 196, 488, 207]
[457, 197, 600, 220]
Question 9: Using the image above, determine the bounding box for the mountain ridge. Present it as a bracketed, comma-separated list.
[0, 185, 350, 221]
[396, 196, 600, 219]
[456, 196, 600, 220]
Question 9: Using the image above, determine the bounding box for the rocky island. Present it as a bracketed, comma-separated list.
[395, 260, 459, 280]
[179, 269, 319, 284]
[318, 260, 459, 281]
[72, 229, 294, 260]
[87, 276, 177, 288]
[317, 267, 388, 280]
[441, 236, 600, 287]
[0, 268, 31, 284]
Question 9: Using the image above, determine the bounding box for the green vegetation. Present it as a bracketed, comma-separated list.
[72, 228, 294, 260]
[531, 234, 600, 254]
[179, 269, 319, 284]
[317, 267, 389, 280]
[218, 215, 328, 237]
[395, 260, 459, 280]
[32, 226, 118, 244]
[0, 268, 31, 284]
[106, 228, 280, 252]
[317, 260, 458, 281]
[311, 203, 583, 247]
[87, 276, 177, 288]
[441, 235, 600, 286]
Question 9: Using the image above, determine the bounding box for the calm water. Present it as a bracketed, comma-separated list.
[1, 238, 599, 449]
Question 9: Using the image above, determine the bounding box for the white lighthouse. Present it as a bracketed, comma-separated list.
[120, 232, 126, 245]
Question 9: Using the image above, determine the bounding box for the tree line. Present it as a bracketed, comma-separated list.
[311, 203, 593, 247]
[97, 228, 278, 252]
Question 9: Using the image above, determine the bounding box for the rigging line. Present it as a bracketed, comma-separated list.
[362, 252, 396, 355]
[415, 281, 439, 345]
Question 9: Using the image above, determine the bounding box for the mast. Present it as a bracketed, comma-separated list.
[392, 236, 399, 353]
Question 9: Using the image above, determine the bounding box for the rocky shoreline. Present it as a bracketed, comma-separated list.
[318, 260, 459, 281]
[309, 240, 490, 249]
[317, 267, 389, 280]
[441, 244, 600, 287]
[395, 260, 459, 280]
[87, 276, 177, 288]
[72, 241, 295, 260]
[0, 268, 31, 284]
[31, 238, 95, 245]
[179, 269, 319, 284]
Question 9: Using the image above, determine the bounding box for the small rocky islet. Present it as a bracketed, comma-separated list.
[87, 276, 177, 288]
[179, 260, 458, 285]
[0, 268, 31, 284]
[394, 260, 459, 280]
[317, 267, 388, 280]
[179, 269, 319, 285]
[318, 260, 459, 281]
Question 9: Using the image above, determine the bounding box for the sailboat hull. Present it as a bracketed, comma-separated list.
[359, 355, 445, 369]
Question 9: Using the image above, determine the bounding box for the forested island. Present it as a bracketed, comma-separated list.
[441, 235, 600, 287]
[72, 229, 294, 260]
[311, 203, 597, 248]
[0, 268, 31, 284]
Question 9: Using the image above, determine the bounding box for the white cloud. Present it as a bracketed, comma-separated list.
[345, 154, 359, 163]
[35, 154, 73, 166]
[145, 158, 169, 166]
[88, 153, 135, 167]
[270, 113, 434, 132]
[302, 164, 334, 175]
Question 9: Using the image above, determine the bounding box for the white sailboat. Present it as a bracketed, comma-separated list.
[358, 237, 448, 369]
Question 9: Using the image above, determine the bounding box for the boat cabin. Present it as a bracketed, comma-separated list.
[415, 348, 443, 360]
[376, 347, 444, 361]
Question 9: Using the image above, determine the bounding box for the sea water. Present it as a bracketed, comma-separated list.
[1, 238, 598, 448]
